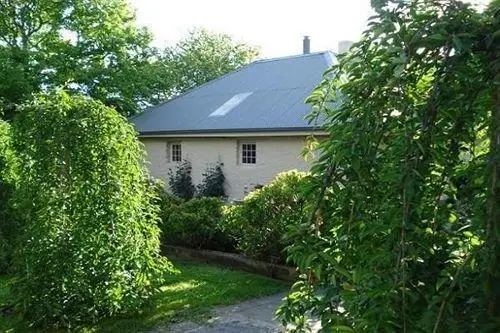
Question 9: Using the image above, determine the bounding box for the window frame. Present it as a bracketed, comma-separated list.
[240, 142, 257, 165]
[169, 142, 182, 163]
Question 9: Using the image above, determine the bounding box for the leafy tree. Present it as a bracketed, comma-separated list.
[163, 28, 259, 95]
[197, 161, 226, 198]
[278, 1, 500, 331]
[11, 91, 172, 327]
[0, 1, 258, 117]
[0, 0, 174, 117]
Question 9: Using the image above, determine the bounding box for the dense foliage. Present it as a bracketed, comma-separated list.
[11, 92, 171, 327]
[222, 171, 309, 263]
[154, 183, 234, 251]
[168, 160, 196, 199]
[0, 1, 258, 118]
[0, 120, 16, 274]
[164, 29, 259, 95]
[156, 170, 313, 261]
[278, 1, 500, 332]
[197, 161, 226, 198]
[0, 0, 158, 117]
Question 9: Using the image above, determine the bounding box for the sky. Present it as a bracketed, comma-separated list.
[129, 0, 491, 59]
[128, 0, 374, 58]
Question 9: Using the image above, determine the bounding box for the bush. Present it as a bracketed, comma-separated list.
[11, 92, 172, 327]
[168, 160, 195, 199]
[197, 161, 226, 198]
[221, 170, 310, 263]
[152, 180, 184, 223]
[0, 120, 16, 274]
[154, 184, 234, 251]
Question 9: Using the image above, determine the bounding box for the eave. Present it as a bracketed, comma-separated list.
[138, 127, 328, 138]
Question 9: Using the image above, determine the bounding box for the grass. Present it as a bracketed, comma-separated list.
[0, 259, 288, 332]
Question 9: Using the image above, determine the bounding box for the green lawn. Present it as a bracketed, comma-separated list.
[0, 260, 288, 333]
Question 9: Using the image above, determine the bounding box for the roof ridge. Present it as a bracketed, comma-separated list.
[252, 50, 333, 64]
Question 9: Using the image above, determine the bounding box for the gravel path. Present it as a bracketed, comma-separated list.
[152, 292, 287, 333]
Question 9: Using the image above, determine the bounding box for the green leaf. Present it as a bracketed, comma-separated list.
[333, 325, 355, 332]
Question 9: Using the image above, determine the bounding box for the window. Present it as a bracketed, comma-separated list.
[171, 143, 182, 162]
[241, 143, 256, 164]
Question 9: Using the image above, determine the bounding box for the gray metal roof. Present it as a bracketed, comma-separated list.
[131, 51, 335, 135]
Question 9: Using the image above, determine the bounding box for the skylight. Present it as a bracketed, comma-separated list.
[209, 92, 253, 117]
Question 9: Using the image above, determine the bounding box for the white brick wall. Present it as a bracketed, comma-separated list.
[140, 136, 318, 200]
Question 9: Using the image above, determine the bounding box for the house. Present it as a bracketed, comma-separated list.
[131, 40, 334, 200]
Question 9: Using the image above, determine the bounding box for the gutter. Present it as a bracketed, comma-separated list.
[137, 127, 328, 138]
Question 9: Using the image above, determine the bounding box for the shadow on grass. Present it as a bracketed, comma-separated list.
[92, 260, 288, 332]
[1, 260, 288, 333]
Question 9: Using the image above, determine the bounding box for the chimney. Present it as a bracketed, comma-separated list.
[338, 40, 354, 54]
[303, 36, 310, 54]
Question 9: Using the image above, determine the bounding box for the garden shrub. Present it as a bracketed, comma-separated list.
[11, 92, 172, 327]
[152, 179, 184, 223]
[154, 184, 234, 251]
[221, 170, 310, 263]
[0, 120, 16, 274]
[197, 161, 226, 198]
[168, 160, 195, 199]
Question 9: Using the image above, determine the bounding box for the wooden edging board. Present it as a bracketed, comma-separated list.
[163, 245, 298, 282]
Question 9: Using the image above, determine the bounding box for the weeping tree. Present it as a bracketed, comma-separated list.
[279, 0, 500, 331]
[0, 119, 16, 274]
[11, 91, 173, 327]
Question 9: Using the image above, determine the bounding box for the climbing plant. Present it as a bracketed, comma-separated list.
[197, 161, 226, 198]
[168, 160, 196, 199]
[278, 1, 500, 332]
[11, 92, 172, 327]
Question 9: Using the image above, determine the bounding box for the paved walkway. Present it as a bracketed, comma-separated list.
[152, 292, 287, 333]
